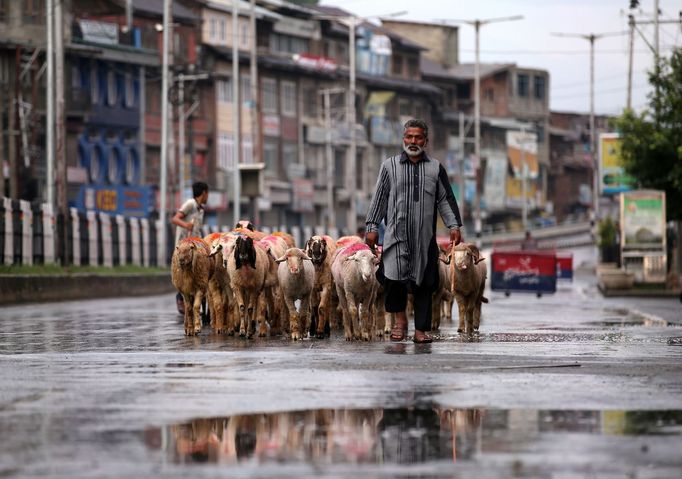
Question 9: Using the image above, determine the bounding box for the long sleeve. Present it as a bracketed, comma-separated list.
[365, 161, 391, 233]
[436, 164, 462, 229]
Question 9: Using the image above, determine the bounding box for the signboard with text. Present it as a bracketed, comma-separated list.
[491, 251, 557, 294]
[76, 185, 153, 217]
[599, 133, 636, 194]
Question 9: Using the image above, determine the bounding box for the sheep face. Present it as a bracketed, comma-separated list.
[305, 236, 327, 265]
[347, 250, 378, 282]
[235, 220, 255, 231]
[234, 236, 257, 270]
[451, 244, 482, 271]
[276, 248, 311, 275]
[175, 241, 198, 269]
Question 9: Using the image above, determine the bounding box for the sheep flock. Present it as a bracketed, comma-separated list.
[171, 222, 488, 340]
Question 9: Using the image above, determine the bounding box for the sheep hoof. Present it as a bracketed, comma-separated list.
[457, 328, 463, 333]
[315, 332, 325, 339]
[291, 331, 300, 340]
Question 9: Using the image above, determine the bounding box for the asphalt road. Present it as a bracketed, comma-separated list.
[1, 246, 681, 478]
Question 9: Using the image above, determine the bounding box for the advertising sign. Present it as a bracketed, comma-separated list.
[491, 251, 557, 294]
[76, 184, 153, 217]
[620, 190, 666, 250]
[599, 133, 635, 194]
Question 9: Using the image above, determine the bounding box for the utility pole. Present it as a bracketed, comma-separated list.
[159, 0, 171, 265]
[452, 16, 523, 240]
[458, 112, 466, 218]
[46, 0, 54, 211]
[249, 0, 259, 225]
[176, 73, 208, 197]
[321, 87, 344, 230]
[552, 31, 624, 221]
[55, 0, 67, 264]
[232, 0, 241, 225]
[347, 17, 357, 235]
[627, 14, 635, 110]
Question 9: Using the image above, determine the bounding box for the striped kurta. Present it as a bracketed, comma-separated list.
[365, 152, 462, 286]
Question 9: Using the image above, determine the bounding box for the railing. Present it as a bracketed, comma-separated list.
[0, 197, 350, 267]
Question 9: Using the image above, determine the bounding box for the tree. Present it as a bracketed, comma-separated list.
[614, 48, 682, 220]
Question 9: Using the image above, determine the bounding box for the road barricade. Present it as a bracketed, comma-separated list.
[491, 250, 558, 297]
[556, 252, 573, 281]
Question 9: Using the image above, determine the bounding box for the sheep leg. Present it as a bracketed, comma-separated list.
[385, 312, 394, 335]
[316, 285, 331, 339]
[300, 294, 312, 340]
[465, 305, 474, 335]
[361, 292, 376, 341]
[182, 292, 193, 336]
[473, 302, 482, 332]
[285, 296, 301, 340]
[336, 285, 352, 341]
[456, 295, 466, 334]
[375, 293, 386, 338]
[246, 292, 258, 339]
[257, 291, 269, 337]
[208, 281, 223, 333]
[192, 291, 203, 335]
[235, 287, 248, 338]
[346, 293, 361, 341]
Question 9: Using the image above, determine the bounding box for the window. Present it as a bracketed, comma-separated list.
[281, 81, 296, 117]
[392, 55, 403, 76]
[534, 75, 545, 100]
[407, 57, 418, 79]
[240, 21, 249, 49]
[270, 33, 309, 55]
[517, 73, 529, 97]
[217, 78, 233, 104]
[218, 133, 234, 171]
[210, 17, 217, 41]
[242, 136, 253, 165]
[303, 86, 317, 118]
[124, 70, 135, 108]
[90, 62, 100, 104]
[262, 77, 277, 113]
[264, 139, 279, 175]
[484, 88, 494, 102]
[398, 99, 411, 117]
[23, 0, 44, 24]
[219, 19, 226, 44]
[334, 149, 345, 188]
[282, 142, 297, 173]
[0, 0, 8, 23]
[240, 75, 252, 105]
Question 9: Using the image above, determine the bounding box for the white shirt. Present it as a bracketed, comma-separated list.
[174, 198, 205, 244]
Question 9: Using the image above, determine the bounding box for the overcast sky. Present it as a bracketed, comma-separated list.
[319, 0, 682, 115]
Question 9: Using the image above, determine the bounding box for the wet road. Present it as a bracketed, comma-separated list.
[1, 246, 681, 478]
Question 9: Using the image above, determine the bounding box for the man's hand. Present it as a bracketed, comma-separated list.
[449, 228, 462, 248]
[366, 231, 378, 252]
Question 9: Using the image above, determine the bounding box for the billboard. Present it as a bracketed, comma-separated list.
[620, 190, 666, 250]
[76, 184, 153, 217]
[599, 133, 636, 194]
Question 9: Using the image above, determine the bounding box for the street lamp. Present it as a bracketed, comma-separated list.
[459, 15, 523, 240]
[314, 10, 405, 234]
[552, 30, 625, 221]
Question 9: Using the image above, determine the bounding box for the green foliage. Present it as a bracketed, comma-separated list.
[597, 217, 617, 247]
[614, 48, 682, 220]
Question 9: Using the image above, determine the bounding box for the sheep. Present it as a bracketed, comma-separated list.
[275, 248, 315, 340]
[272, 231, 296, 248]
[227, 235, 269, 338]
[204, 232, 237, 334]
[335, 235, 362, 250]
[235, 220, 255, 231]
[171, 237, 212, 336]
[431, 251, 453, 331]
[331, 243, 379, 341]
[445, 243, 488, 335]
[256, 235, 288, 336]
[304, 235, 337, 338]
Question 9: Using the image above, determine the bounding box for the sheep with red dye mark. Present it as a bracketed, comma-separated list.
[304, 235, 337, 339]
[331, 243, 379, 341]
[276, 248, 315, 340]
[444, 243, 488, 334]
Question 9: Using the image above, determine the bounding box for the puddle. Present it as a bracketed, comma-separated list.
[148, 407, 682, 466]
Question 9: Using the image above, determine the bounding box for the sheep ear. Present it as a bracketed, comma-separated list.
[275, 255, 286, 263]
[440, 255, 451, 264]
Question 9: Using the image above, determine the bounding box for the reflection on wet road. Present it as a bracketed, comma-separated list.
[155, 407, 682, 471]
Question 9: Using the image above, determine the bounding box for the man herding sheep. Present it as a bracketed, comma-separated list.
[365, 119, 463, 343]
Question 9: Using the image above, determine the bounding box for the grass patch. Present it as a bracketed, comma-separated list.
[0, 264, 170, 276]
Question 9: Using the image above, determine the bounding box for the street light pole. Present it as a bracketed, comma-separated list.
[552, 30, 625, 221]
[159, 0, 171, 265]
[454, 15, 523, 240]
[348, 17, 357, 234]
[232, 0, 241, 225]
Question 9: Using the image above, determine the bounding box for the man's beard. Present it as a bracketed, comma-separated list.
[403, 143, 423, 157]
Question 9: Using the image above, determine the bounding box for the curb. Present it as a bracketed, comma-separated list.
[0, 273, 175, 305]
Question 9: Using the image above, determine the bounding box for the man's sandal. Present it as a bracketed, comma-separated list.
[390, 324, 408, 342]
[413, 331, 433, 344]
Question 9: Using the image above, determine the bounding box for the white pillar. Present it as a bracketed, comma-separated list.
[116, 215, 126, 265]
[70, 207, 81, 266]
[3, 198, 14, 265]
[100, 213, 113, 267]
[20, 200, 33, 265]
[141, 218, 150, 267]
[87, 210, 98, 266]
[42, 203, 55, 264]
[130, 217, 141, 266]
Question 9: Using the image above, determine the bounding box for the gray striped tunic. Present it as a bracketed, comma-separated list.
[365, 152, 462, 286]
